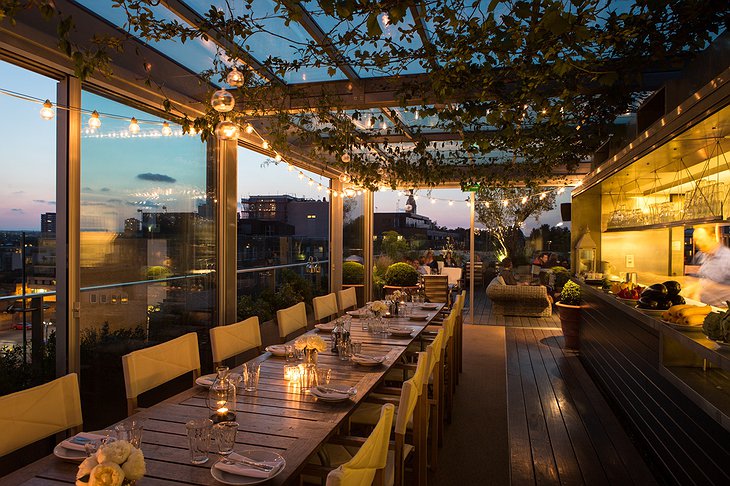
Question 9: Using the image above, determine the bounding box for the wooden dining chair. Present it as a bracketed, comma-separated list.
[422, 275, 449, 305]
[0, 373, 82, 456]
[440, 267, 462, 289]
[122, 332, 201, 416]
[276, 301, 308, 342]
[325, 404, 395, 486]
[336, 287, 358, 314]
[425, 330, 445, 470]
[210, 316, 262, 367]
[313, 292, 339, 322]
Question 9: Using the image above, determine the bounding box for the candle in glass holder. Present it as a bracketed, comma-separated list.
[284, 365, 300, 381]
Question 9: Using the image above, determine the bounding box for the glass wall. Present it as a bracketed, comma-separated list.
[79, 91, 214, 427]
[342, 190, 366, 302]
[0, 60, 57, 395]
[236, 149, 330, 329]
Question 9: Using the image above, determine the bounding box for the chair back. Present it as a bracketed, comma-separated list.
[326, 403, 395, 486]
[210, 316, 262, 366]
[396, 353, 428, 435]
[313, 293, 339, 322]
[276, 302, 308, 340]
[122, 332, 201, 415]
[427, 330, 444, 376]
[441, 267, 462, 287]
[0, 373, 82, 456]
[337, 287, 358, 313]
[422, 275, 449, 304]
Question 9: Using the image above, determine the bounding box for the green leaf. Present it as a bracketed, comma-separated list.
[366, 13, 382, 37]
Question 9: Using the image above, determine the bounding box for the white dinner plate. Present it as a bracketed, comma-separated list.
[661, 320, 703, 332]
[210, 450, 286, 485]
[638, 308, 665, 317]
[346, 310, 369, 318]
[388, 327, 413, 337]
[409, 314, 429, 322]
[195, 373, 217, 387]
[53, 431, 108, 462]
[309, 386, 353, 402]
[420, 304, 439, 310]
[351, 354, 385, 367]
[265, 345, 287, 357]
[315, 323, 335, 332]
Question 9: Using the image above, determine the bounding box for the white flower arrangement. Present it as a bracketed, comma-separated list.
[368, 301, 389, 315]
[390, 290, 404, 302]
[294, 334, 327, 352]
[76, 440, 145, 486]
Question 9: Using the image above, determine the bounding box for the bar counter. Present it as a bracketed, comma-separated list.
[578, 283, 730, 486]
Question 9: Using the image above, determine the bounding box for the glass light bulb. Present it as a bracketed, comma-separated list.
[274, 154, 282, 162]
[503, 200, 509, 207]
[287, 164, 294, 171]
[39, 100, 54, 120]
[211, 89, 235, 113]
[129, 117, 140, 134]
[88, 110, 101, 129]
[226, 67, 245, 87]
[341, 153, 351, 163]
[215, 120, 239, 140]
[339, 173, 351, 183]
[161, 122, 172, 136]
[344, 188, 356, 198]
[262, 140, 270, 150]
[244, 124, 254, 134]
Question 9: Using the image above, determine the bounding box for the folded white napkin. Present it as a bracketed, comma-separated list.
[353, 354, 384, 363]
[311, 387, 351, 400]
[60, 432, 106, 452]
[215, 452, 281, 478]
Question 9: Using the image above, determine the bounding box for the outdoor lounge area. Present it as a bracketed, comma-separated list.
[1, 2, 729, 486]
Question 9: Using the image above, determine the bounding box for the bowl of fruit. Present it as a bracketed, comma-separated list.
[611, 282, 644, 305]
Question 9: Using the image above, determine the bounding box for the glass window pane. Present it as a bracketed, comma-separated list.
[237, 150, 330, 332]
[80, 91, 214, 428]
[0, 60, 57, 394]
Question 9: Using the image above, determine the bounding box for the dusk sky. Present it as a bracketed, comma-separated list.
[1, 59, 571, 233]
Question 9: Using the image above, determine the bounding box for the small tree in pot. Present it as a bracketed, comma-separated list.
[556, 280, 582, 349]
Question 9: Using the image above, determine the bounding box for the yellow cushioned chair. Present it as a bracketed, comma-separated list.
[313, 293, 339, 322]
[326, 403, 395, 486]
[337, 287, 358, 313]
[122, 332, 201, 416]
[210, 316, 262, 367]
[276, 301, 308, 342]
[0, 373, 82, 456]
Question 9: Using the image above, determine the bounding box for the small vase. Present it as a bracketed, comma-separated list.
[304, 348, 318, 365]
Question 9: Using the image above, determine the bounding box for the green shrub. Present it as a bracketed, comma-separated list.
[551, 266, 571, 289]
[342, 261, 364, 284]
[384, 262, 420, 287]
[560, 280, 582, 306]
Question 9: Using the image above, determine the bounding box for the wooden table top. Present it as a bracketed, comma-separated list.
[4, 303, 445, 486]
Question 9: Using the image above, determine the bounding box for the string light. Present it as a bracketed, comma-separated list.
[39, 100, 54, 120]
[245, 124, 254, 134]
[448, 200, 453, 206]
[431, 198, 436, 204]
[502, 199, 509, 207]
[298, 173, 305, 180]
[262, 140, 270, 150]
[161, 122, 172, 136]
[308, 179, 314, 186]
[341, 153, 351, 163]
[557, 187, 565, 194]
[128, 117, 140, 134]
[88, 110, 101, 129]
[521, 196, 528, 204]
[287, 163, 294, 171]
[539, 192, 546, 200]
[274, 153, 282, 162]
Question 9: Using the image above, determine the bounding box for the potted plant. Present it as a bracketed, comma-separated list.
[556, 280, 582, 349]
[383, 262, 420, 288]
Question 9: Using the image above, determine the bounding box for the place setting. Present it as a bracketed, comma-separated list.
[387, 326, 415, 337]
[53, 430, 115, 462]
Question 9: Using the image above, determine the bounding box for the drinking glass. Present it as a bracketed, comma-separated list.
[351, 342, 362, 356]
[213, 421, 238, 456]
[285, 344, 297, 363]
[242, 362, 260, 392]
[115, 419, 144, 448]
[185, 418, 212, 464]
[337, 341, 352, 361]
[316, 368, 331, 385]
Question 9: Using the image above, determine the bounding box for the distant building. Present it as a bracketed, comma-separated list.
[124, 217, 141, 235]
[41, 212, 56, 235]
[374, 212, 463, 247]
[240, 195, 329, 238]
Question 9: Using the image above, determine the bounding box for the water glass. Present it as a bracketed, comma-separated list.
[185, 418, 212, 464]
[361, 316, 369, 331]
[285, 344, 297, 363]
[316, 368, 331, 385]
[213, 421, 238, 456]
[115, 419, 144, 448]
[242, 362, 260, 392]
[351, 342, 362, 356]
[337, 341, 352, 361]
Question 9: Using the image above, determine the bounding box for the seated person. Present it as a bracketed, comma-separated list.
[417, 257, 431, 275]
[499, 257, 520, 285]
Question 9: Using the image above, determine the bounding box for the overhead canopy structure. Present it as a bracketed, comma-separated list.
[2, 0, 728, 188]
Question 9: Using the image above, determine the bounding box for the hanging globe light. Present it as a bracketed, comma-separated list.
[88, 110, 101, 129]
[161, 122, 172, 136]
[211, 89, 235, 113]
[338, 173, 351, 183]
[128, 117, 140, 134]
[215, 120, 239, 140]
[39, 100, 54, 120]
[226, 67, 245, 87]
[341, 153, 351, 163]
[344, 188, 356, 198]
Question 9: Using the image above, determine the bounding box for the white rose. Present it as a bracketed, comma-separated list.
[97, 440, 133, 465]
[121, 448, 146, 480]
[88, 462, 124, 486]
[77, 455, 99, 479]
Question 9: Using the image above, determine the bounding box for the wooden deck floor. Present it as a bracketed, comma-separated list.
[456, 288, 657, 486]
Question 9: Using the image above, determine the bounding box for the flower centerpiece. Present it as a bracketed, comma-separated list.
[368, 300, 389, 317]
[76, 440, 145, 486]
[294, 334, 327, 364]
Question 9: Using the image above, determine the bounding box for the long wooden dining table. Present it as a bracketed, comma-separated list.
[4, 303, 445, 486]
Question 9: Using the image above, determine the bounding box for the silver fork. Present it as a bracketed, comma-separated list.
[222, 458, 276, 472]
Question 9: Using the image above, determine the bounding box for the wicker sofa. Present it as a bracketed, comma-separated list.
[486, 277, 552, 317]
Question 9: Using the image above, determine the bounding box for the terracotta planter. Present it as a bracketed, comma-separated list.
[556, 302, 581, 350]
